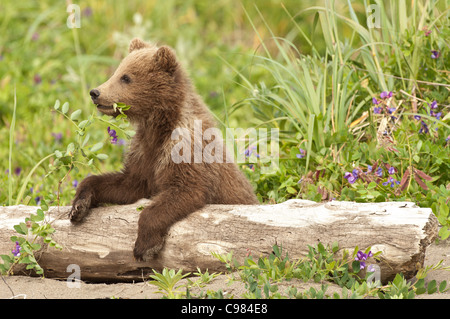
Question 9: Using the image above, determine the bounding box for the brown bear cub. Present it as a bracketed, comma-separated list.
[69, 38, 258, 260]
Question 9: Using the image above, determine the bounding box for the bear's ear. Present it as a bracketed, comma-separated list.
[154, 46, 178, 75]
[129, 38, 149, 53]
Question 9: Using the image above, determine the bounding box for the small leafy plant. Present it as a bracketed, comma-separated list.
[2, 99, 136, 277]
[148, 243, 449, 299]
[432, 192, 450, 240]
[49, 99, 135, 179]
[0, 194, 62, 276]
[148, 268, 191, 299]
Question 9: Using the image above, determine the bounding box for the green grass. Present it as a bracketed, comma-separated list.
[1, 0, 320, 205]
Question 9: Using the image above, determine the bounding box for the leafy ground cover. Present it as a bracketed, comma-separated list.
[146, 243, 449, 299]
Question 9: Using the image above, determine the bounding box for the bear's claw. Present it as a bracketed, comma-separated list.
[69, 196, 91, 223]
[133, 235, 165, 261]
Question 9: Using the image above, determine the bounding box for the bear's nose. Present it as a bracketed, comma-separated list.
[89, 89, 100, 101]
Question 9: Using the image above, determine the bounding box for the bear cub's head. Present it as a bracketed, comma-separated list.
[90, 38, 184, 121]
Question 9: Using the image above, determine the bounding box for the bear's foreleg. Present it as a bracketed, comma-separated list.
[69, 172, 148, 223]
[133, 187, 206, 260]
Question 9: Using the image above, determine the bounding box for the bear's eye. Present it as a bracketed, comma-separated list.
[120, 74, 131, 84]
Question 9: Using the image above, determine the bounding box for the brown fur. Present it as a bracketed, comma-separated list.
[69, 38, 258, 260]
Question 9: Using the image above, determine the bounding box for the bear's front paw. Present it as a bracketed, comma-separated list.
[133, 234, 165, 261]
[69, 195, 92, 223]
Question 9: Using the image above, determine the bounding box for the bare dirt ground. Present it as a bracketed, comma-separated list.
[1, 239, 449, 299]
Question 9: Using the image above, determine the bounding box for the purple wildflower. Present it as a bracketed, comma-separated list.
[383, 177, 400, 188]
[344, 169, 359, 184]
[355, 250, 373, 270]
[82, 7, 93, 17]
[52, 132, 62, 141]
[373, 106, 382, 114]
[430, 101, 438, 109]
[414, 115, 421, 120]
[376, 167, 383, 177]
[72, 180, 78, 188]
[35, 196, 41, 206]
[372, 97, 380, 105]
[107, 127, 118, 144]
[431, 50, 440, 59]
[380, 91, 393, 99]
[245, 146, 259, 158]
[433, 112, 442, 120]
[12, 241, 21, 257]
[428, 101, 442, 122]
[296, 148, 306, 159]
[388, 167, 397, 175]
[14, 167, 21, 175]
[419, 121, 429, 134]
[344, 172, 353, 183]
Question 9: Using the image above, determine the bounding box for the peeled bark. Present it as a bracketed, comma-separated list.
[0, 199, 438, 283]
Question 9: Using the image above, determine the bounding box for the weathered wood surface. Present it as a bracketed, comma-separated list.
[0, 199, 438, 283]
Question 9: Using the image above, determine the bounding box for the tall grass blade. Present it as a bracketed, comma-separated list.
[8, 87, 17, 206]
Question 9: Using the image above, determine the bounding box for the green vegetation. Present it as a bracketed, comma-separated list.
[0, 0, 449, 298]
[148, 243, 449, 299]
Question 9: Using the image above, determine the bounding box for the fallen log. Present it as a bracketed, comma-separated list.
[0, 199, 438, 284]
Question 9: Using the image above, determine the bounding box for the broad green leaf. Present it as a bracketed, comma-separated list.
[438, 226, 450, 240]
[393, 273, 404, 287]
[1, 254, 13, 264]
[66, 143, 75, 156]
[78, 120, 89, 129]
[440, 201, 449, 218]
[96, 154, 109, 160]
[286, 186, 297, 194]
[427, 280, 437, 294]
[332, 242, 339, 253]
[54, 99, 60, 110]
[415, 278, 425, 288]
[352, 261, 361, 273]
[14, 223, 28, 235]
[82, 133, 91, 148]
[70, 109, 82, 121]
[439, 281, 447, 293]
[90, 142, 103, 152]
[61, 102, 69, 114]
[415, 287, 426, 295]
[30, 243, 41, 250]
[367, 181, 377, 189]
